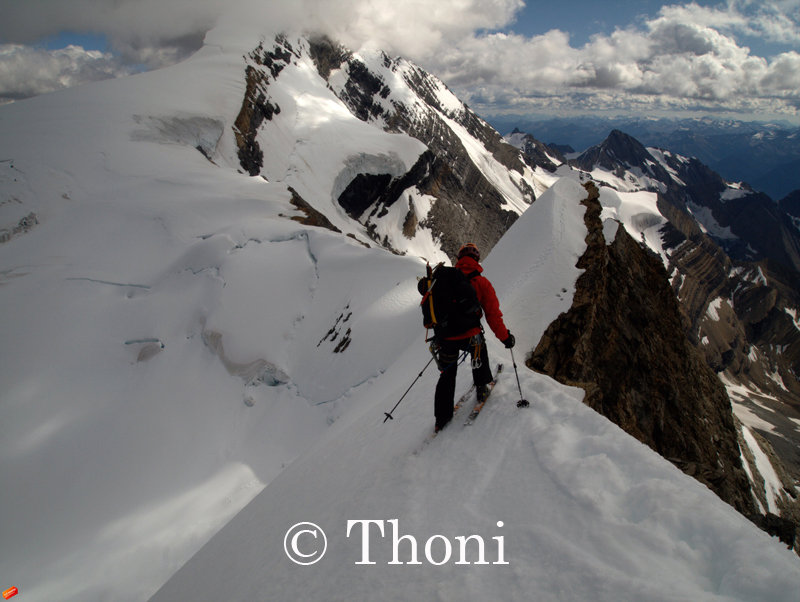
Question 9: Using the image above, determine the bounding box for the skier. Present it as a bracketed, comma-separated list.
[433, 243, 514, 432]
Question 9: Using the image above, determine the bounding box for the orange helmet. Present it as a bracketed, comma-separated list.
[457, 243, 480, 262]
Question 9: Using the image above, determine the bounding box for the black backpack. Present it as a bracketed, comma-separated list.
[418, 263, 482, 339]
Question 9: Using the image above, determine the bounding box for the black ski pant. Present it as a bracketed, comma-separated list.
[434, 334, 492, 427]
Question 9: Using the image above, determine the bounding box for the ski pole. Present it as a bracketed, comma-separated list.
[383, 356, 436, 422]
[510, 348, 530, 408]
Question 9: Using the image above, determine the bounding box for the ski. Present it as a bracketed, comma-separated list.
[453, 383, 476, 414]
[464, 363, 503, 425]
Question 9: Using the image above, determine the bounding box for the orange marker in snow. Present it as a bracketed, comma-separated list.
[2, 588, 18, 600]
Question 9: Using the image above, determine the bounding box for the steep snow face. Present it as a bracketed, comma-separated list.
[572, 163, 668, 194]
[236, 37, 427, 239]
[328, 43, 468, 129]
[647, 147, 687, 186]
[551, 166, 670, 263]
[484, 178, 589, 356]
[151, 179, 800, 602]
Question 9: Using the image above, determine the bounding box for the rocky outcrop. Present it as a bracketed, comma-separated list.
[572, 129, 674, 185]
[232, 37, 298, 175]
[307, 35, 527, 260]
[570, 129, 800, 494]
[528, 182, 756, 515]
[779, 189, 800, 218]
[505, 128, 564, 173]
[284, 187, 341, 233]
[0, 212, 37, 244]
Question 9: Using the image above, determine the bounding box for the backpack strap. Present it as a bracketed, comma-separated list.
[465, 270, 480, 281]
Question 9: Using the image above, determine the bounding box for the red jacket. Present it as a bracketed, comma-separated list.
[447, 256, 509, 341]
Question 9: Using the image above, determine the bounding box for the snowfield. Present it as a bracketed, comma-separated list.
[0, 19, 797, 602]
[0, 31, 428, 602]
[152, 180, 800, 602]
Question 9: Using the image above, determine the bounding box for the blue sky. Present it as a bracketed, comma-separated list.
[42, 32, 109, 52]
[501, 0, 672, 44]
[1, 0, 799, 121]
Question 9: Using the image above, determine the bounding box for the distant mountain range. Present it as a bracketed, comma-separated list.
[487, 114, 800, 203]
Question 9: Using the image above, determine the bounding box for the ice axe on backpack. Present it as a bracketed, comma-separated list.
[510, 348, 530, 408]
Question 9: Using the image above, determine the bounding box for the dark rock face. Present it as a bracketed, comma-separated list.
[232, 37, 298, 176]
[573, 129, 674, 185]
[779, 190, 800, 218]
[528, 182, 757, 515]
[307, 36, 528, 260]
[660, 195, 800, 490]
[338, 173, 394, 219]
[285, 187, 341, 233]
[695, 187, 800, 274]
[571, 130, 800, 484]
[508, 129, 564, 173]
[749, 513, 798, 550]
[548, 142, 574, 155]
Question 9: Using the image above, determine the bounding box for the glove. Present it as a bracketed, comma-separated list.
[503, 333, 515, 348]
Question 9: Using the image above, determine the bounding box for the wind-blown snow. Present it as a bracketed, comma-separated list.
[485, 178, 588, 357]
[442, 114, 532, 214]
[785, 307, 800, 331]
[721, 188, 751, 202]
[560, 163, 666, 194]
[721, 373, 780, 435]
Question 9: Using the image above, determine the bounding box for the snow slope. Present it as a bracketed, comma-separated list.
[0, 29, 433, 602]
[151, 180, 800, 602]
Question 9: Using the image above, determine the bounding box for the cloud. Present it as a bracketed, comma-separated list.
[427, 1, 800, 117]
[0, 0, 797, 118]
[0, 44, 133, 101]
[656, 1, 800, 45]
[0, 0, 524, 99]
[0, 0, 523, 62]
[336, 0, 523, 59]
